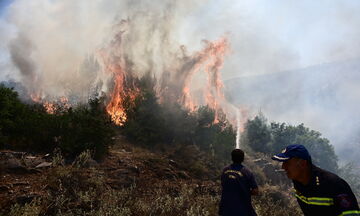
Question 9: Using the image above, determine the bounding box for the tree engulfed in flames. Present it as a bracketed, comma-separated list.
[100, 36, 229, 126]
[98, 29, 230, 126]
[169, 37, 229, 123]
[28, 17, 231, 127]
[97, 27, 140, 126]
[30, 93, 70, 114]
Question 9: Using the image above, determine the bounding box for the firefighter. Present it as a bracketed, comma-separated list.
[219, 149, 259, 216]
[272, 144, 360, 216]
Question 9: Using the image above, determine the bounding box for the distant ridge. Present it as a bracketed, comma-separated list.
[224, 59, 360, 162]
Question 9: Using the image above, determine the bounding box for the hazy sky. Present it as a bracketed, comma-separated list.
[1, 0, 360, 80]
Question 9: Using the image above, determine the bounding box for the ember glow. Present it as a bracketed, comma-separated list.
[43, 101, 56, 114]
[30, 94, 70, 114]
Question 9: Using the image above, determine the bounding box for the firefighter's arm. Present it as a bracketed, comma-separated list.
[333, 179, 360, 215]
[334, 193, 360, 216]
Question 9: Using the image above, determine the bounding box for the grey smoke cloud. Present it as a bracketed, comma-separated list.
[0, 0, 211, 101]
[9, 32, 38, 91]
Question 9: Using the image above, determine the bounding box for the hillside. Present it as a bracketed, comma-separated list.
[0, 136, 301, 216]
[224, 59, 360, 162]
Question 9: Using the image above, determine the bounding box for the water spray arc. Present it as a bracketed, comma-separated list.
[236, 107, 241, 149]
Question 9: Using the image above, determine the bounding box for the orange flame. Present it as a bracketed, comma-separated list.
[105, 72, 128, 126]
[98, 25, 140, 126]
[99, 17, 230, 126]
[179, 37, 229, 123]
[43, 101, 56, 114]
[30, 93, 71, 114]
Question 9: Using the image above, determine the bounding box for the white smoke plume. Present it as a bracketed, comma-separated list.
[0, 0, 209, 103]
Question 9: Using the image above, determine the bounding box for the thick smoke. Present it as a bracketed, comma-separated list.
[8, 32, 39, 93]
[1, 0, 360, 162]
[226, 60, 360, 164]
[0, 0, 212, 103]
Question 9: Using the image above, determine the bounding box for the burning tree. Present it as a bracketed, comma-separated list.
[98, 18, 231, 127]
[3, 6, 242, 160]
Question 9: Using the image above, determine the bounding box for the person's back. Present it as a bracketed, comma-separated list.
[219, 149, 258, 216]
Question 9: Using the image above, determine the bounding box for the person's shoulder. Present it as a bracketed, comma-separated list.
[240, 165, 254, 176]
[315, 166, 339, 180]
[314, 166, 349, 187]
[222, 165, 232, 172]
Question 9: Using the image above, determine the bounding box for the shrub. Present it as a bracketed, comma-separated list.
[243, 114, 338, 172]
[56, 100, 114, 160]
[121, 76, 236, 164]
[0, 85, 114, 160]
[253, 184, 303, 216]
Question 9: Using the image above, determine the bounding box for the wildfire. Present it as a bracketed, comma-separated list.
[30, 32, 230, 127]
[181, 86, 197, 112]
[98, 25, 140, 126]
[105, 78, 139, 125]
[43, 101, 56, 114]
[27, 13, 229, 127]
[178, 37, 229, 122]
[30, 93, 70, 114]
[30, 92, 43, 103]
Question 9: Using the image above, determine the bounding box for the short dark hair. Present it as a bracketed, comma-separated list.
[232, 149, 244, 164]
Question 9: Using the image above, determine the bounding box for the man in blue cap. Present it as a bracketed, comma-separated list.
[272, 144, 360, 216]
[219, 149, 259, 216]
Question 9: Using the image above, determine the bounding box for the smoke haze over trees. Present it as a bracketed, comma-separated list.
[225, 60, 360, 164]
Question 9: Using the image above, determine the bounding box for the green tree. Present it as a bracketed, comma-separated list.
[193, 106, 235, 161]
[57, 99, 114, 160]
[244, 114, 338, 172]
[161, 103, 197, 145]
[123, 74, 167, 146]
[0, 84, 113, 159]
[244, 113, 272, 153]
[0, 85, 26, 148]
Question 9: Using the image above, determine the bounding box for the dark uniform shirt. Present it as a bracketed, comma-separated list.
[219, 163, 258, 216]
[293, 165, 360, 216]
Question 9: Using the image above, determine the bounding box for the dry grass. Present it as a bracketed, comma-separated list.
[5, 167, 303, 216]
[253, 184, 303, 216]
[3, 147, 305, 216]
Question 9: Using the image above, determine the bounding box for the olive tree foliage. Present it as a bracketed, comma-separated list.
[243, 114, 338, 172]
[122, 74, 236, 161]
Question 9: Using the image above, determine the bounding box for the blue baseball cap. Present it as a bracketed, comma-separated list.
[272, 144, 312, 162]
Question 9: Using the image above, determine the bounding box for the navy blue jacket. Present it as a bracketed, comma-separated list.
[219, 163, 258, 216]
[293, 165, 360, 216]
